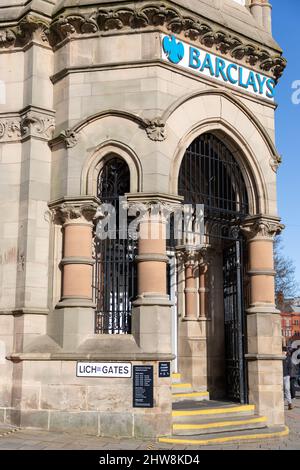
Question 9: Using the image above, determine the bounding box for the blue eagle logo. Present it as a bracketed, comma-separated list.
[163, 35, 185, 64]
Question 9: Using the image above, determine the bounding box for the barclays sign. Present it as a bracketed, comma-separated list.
[161, 34, 275, 101]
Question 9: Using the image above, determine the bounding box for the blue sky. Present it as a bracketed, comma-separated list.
[272, 0, 300, 288]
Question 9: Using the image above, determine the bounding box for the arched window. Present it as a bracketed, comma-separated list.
[178, 133, 249, 239]
[94, 157, 137, 334]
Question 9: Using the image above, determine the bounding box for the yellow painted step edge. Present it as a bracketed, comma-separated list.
[171, 383, 192, 389]
[172, 373, 181, 379]
[172, 404, 255, 417]
[173, 416, 267, 431]
[172, 392, 209, 399]
[158, 426, 289, 446]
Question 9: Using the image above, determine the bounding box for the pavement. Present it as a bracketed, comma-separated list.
[0, 397, 299, 451]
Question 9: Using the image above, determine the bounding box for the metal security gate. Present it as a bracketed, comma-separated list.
[178, 132, 249, 403]
[223, 240, 248, 403]
[94, 157, 137, 334]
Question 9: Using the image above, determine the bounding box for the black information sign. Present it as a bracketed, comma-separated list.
[159, 362, 171, 378]
[133, 365, 153, 408]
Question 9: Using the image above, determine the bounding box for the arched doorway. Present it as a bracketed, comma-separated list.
[94, 157, 137, 334]
[177, 132, 250, 403]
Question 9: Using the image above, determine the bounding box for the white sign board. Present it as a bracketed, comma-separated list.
[76, 362, 132, 378]
[161, 34, 275, 101]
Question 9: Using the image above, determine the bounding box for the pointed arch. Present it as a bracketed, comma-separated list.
[81, 140, 142, 196]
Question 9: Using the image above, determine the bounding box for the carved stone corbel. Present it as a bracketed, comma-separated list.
[144, 118, 167, 142]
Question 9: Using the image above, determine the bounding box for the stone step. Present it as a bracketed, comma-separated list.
[172, 401, 255, 424]
[172, 391, 210, 403]
[172, 414, 267, 436]
[158, 425, 289, 446]
[171, 383, 193, 394]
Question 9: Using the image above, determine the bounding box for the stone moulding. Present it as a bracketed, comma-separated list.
[0, 4, 286, 81]
[0, 107, 55, 142]
[45, 2, 286, 80]
[50, 109, 167, 148]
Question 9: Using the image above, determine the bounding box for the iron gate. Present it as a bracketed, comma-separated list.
[178, 132, 249, 402]
[223, 240, 248, 403]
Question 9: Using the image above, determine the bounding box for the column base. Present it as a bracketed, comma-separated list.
[50, 306, 95, 350]
[178, 320, 208, 390]
[247, 309, 285, 426]
[132, 298, 172, 354]
[56, 299, 96, 309]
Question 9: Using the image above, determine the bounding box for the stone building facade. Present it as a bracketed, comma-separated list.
[0, 0, 287, 437]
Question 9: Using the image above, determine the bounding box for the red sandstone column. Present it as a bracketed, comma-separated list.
[198, 247, 210, 319]
[184, 251, 197, 319]
[137, 211, 168, 296]
[51, 197, 99, 308]
[242, 216, 285, 426]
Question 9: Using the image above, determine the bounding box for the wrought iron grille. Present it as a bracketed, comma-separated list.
[223, 241, 248, 403]
[178, 133, 249, 403]
[178, 133, 249, 240]
[94, 158, 137, 334]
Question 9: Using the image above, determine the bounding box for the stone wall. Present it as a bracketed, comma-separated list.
[0, 360, 172, 438]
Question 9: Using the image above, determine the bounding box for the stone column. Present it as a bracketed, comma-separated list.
[49, 196, 99, 349]
[249, 0, 263, 28]
[242, 215, 285, 426]
[184, 250, 198, 319]
[261, 0, 272, 33]
[129, 194, 181, 355]
[178, 247, 210, 390]
[250, 0, 272, 33]
[199, 250, 210, 319]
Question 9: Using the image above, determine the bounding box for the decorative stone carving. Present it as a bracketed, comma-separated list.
[0, 14, 50, 49]
[198, 245, 212, 267]
[144, 118, 167, 141]
[242, 216, 284, 241]
[59, 129, 79, 148]
[0, 110, 55, 142]
[21, 112, 55, 140]
[270, 154, 282, 173]
[51, 200, 99, 225]
[0, 118, 21, 141]
[44, 3, 286, 80]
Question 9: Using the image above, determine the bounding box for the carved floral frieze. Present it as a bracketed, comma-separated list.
[0, 4, 286, 80]
[45, 3, 286, 80]
[0, 110, 55, 142]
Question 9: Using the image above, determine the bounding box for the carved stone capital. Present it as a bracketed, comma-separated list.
[144, 118, 167, 141]
[0, 109, 55, 142]
[49, 197, 99, 225]
[21, 112, 55, 140]
[182, 249, 197, 267]
[242, 216, 284, 241]
[198, 245, 212, 268]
